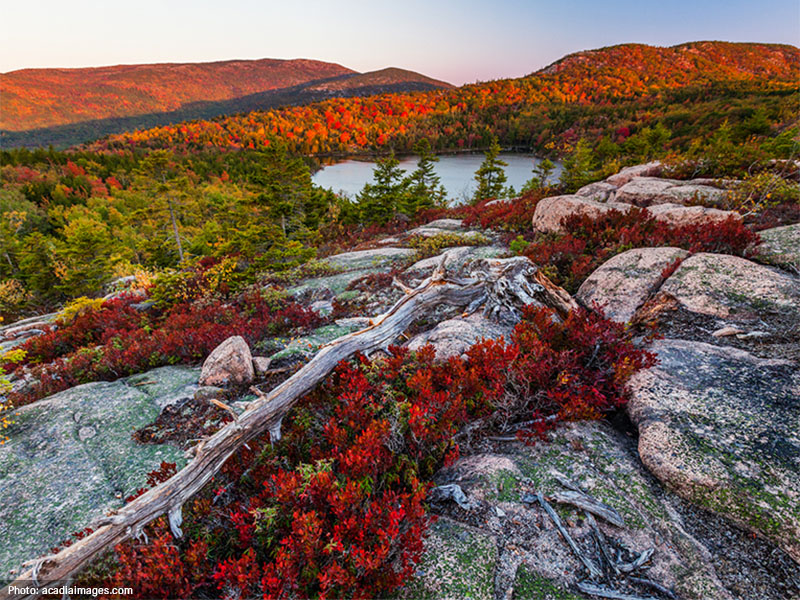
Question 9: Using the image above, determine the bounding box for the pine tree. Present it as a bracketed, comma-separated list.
[559, 139, 596, 192]
[356, 152, 409, 225]
[402, 139, 447, 215]
[472, 137, 508, 203]
[522, 158, 556, 193]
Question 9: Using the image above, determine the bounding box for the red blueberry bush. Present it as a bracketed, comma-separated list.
[84, 305, 653, 599]
[524, 208, 760, 292]
[6, 291, 321, 407]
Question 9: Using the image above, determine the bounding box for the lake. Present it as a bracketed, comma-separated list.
[312, 153, 562, 204]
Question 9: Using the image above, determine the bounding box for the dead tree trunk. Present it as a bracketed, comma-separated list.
[4, 257, 573, 598]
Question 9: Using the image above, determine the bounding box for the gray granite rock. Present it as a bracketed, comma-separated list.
[575, 180, 618, 202]
[647, 202, 741, 227]
[0, 366, 197, 579]
[406, 314, 514, 359]
[756, 222, 800, 274]
[531, 195, 634, 234]
[401, 420, 757, 600]
[628, 339, 800, 562]
[659, 253, 800, 320]
[322, 247, 415, 270]
[615, 177, 730, 207]
[605, 161, 663, 187]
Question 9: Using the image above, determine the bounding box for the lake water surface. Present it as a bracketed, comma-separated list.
[312, 153, 562, 204]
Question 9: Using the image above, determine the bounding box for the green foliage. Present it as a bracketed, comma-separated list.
[56, 296, 106, 325]
[355, 152, 409, 225]
[402, 139, 448, 214]
[509, 235, 530, 255]
[728, 172, 800, 215]
[558, 139, 596, 192]
[472, 137, 508, 203]
[521, 158, 556, 193]
[0, 147, 331, 313]
[0, 347, 25, 444]
[408, 231, 489, 259]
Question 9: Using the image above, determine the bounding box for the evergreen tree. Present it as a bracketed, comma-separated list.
[521, 158, 556, 192]
[251, 145, 314, 240]
[356, 152, 409, 225]
[402, 139, 447, 215]
[472, 137, 507, 203]
[136, 150, 187, 263]
[559, 139, 596, 192]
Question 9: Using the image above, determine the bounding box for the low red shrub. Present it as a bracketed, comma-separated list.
[7, 291, 322, 407]
[90, 305, 653, 599]
[524, 208, 760, 292]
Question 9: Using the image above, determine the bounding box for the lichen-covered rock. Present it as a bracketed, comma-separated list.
[574, 181, 618, 202]
[531, 195, 634, 234]
[199, 335, 254, 387]
[407, 218, 467, 233]
[647, 203, 742, 227]
[267, 322, 366, 366]
[756, 222, 800, 274]
[659, 253, 800, 320]
[406, 314, 513, 359]
[627, 339, 800, 562]
[409, 421, 762, 600]
[576, 247, 689, 322]
[0, 366, 197, 579]
[322, 246, 415, 270]
[605, 161, 663, 186]
[398, 518, 498, 600]
[614, 177, 729, 207]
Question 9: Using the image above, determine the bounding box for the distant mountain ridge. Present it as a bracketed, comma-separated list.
[88, 40, 798, 156]
[0, 58, 452, 147]
[536, 41, 799, 86]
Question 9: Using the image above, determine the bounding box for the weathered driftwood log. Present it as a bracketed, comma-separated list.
[4, 256, 573, 598]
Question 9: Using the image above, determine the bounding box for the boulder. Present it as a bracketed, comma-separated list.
[574, 180, 618, 202]
[199, 335, 254, 387]
[647, 203, 742, 227]
[406, 314, 513, 359]
[531, 195, 634, 234]
[605, 161, 662, 186]
[660, 253, 800, 320]
[628, 339, 800, 561]
[0, 366, 197, 579]
[615, 177, 729, 207]
[410, 218, 466, 232]
[576, 247, 689, 322]
[756, 222, 800, 273]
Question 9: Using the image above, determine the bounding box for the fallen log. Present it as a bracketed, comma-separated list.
[4, 256, 572, 598]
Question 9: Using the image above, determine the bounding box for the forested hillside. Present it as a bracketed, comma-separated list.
[94, 42, 799, 156]
[0, 60, 452, 148]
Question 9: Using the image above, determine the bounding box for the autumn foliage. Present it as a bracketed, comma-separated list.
[5, 291, 321, 406]
[91, 42, 800, 156]
[74, 304, 653, 598]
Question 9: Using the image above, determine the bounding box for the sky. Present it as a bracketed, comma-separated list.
[1, 0, 798, 84]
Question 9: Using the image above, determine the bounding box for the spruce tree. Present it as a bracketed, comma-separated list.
[356, 152, 409, 225]
[472, 137, 507, 203]
[402, 139, 447, 215]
